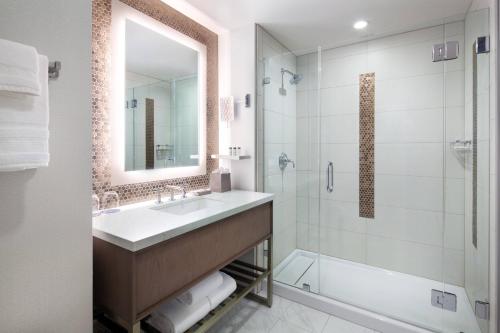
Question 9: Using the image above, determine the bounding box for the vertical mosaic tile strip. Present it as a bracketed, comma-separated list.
[92, 0, 219, 207]
[359, 73, 375, 219]
[472, 45, 478, 248]
[145, 98, 154, 170]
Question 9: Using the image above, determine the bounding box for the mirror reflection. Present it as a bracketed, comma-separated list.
[125, 20, 199, 171]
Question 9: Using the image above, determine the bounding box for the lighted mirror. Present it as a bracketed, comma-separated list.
[125, 20, 199, 171]
[110, 0, 207, 186]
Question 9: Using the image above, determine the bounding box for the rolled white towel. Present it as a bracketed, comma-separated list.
[0, 39, 41, 96]
[176, 272, 223, 306]
[207, 272, 237, 310]
[148, 297, 211, 333]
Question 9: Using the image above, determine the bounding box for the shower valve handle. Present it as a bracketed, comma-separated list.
[279, 153, 295, 171]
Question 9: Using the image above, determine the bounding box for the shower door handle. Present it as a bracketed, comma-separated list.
[327, 162, 334, 193]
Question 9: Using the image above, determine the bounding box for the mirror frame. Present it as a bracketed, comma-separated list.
[110, 0, 207, 186]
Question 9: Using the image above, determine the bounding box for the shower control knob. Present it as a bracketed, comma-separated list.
[279, 152, 295, 171]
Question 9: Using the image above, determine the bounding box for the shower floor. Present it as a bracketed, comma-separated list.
[275, 249, 481, 333]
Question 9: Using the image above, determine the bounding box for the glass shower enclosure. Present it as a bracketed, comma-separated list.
[256, 8, 491, 333]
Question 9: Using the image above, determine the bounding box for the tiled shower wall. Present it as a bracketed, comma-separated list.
[296, 23, 467, 285]
[257, 28, 297, 267]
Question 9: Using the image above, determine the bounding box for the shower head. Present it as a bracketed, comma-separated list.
[290, 73, 303, 84]
[281, 68, 302, 85]
[279, 68, 302, 96]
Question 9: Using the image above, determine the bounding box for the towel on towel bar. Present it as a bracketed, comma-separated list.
[0, 39, 41, 96]
[0, 55, 49, 171]
[207, 272, 237, 310]
[176, 272, 223, 306]
[147, 297, 211, 333]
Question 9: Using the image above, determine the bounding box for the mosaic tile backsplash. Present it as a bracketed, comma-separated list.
[359, 73, 375, 219]
[92, 0, 219, 207]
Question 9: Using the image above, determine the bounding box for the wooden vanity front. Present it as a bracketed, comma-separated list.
[93, 201, 273, 332]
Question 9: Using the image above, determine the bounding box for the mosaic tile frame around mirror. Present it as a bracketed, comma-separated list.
[92, 0, 219, 207]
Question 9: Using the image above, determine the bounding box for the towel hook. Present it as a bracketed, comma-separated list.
[48, 61, 61, 80]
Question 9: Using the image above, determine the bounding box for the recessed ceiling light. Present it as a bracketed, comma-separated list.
[354, 20, 368, 30]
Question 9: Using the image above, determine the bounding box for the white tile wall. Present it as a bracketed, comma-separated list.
[259, 30, 298, 267]
[296, 23, 467, 286]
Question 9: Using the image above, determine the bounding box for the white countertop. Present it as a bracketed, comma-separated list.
[92, 190, 274, 252]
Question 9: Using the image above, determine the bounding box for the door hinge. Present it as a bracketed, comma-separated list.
[262, 77, 271, 85]
[431, 289, 457, 312]
[475, 300, 490, 320]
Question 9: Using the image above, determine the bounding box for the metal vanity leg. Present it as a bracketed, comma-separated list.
[130, 322, 141, 333]
[266, 236, 273, 307]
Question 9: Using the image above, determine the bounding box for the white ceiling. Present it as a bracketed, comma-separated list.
[185, 0, 473, 54]
[126, 20, 198, 81]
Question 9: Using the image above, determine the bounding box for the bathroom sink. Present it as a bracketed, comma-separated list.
[151, 198, 225, 215]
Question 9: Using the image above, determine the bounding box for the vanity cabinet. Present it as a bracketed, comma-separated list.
[93, 201, 273, 332]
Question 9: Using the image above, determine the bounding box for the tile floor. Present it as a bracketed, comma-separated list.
[207, 295, 377, 333]
[93, 294, 378, 333]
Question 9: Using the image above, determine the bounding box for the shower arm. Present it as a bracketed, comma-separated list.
[281, 68, 295, 77]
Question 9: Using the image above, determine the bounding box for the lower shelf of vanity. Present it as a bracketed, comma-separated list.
[142, 260, 272, 333]
[93, 201, 273, 333]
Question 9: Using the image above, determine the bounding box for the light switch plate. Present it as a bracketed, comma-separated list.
[445, 41, 459, 60]
[432, 43, 445, 62]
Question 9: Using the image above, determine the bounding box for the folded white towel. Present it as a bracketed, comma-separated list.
[0, 39, 41, 96]
[177, 272, 223, 306]
[0, 55, 49, 171]
[147, 297, 210, 333]
[207, 272, 237, 310]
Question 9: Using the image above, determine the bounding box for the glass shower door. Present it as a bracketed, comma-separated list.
[445, 8, 491, 333]
[315, 24, 451, 332]
[257, 25, 322, 293]
[286, 46, 323, 293]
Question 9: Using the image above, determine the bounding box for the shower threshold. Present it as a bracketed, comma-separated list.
[274, 249, 481, 333]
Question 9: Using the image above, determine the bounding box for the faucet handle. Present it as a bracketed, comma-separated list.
[155, 187, 164, 204]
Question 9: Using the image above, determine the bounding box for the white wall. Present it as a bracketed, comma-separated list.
[227, 24, 257, 190]
[159, 0, 255, 191]
[0, 1, 92, 332]
[296, 23, 467, 285]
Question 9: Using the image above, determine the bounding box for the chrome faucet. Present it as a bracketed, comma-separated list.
[164, 185, 187, 201]
[279, 152, 295, 171]
[155, 187, 164, 204]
